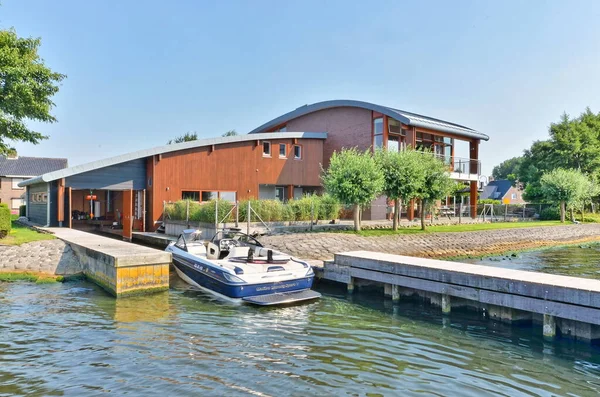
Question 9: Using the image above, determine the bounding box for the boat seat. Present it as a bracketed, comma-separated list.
[187, 243, 206, 256]
[228, 246, 251, 258]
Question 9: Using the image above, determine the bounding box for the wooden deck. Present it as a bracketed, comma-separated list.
[323, 251, 600, 342]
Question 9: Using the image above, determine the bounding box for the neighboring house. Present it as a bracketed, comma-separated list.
[480, 180, 526, 204]
[0, 154, 67, 212]
[19, 99, 488, 238]
[250, 100, 489, 219]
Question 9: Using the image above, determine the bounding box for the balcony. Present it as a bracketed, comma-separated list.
[415, 151, 481, 181]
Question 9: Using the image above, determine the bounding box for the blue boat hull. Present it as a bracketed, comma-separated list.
[172, 255, 314, 299]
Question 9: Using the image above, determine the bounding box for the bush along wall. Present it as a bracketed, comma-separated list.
[0, 203, 11, 238]
[165, 195, 341, 223]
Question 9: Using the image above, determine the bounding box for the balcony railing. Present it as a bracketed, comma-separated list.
[414, 151, 481, 178]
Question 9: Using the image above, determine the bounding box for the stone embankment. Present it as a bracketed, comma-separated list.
[260, 224, 600, 261]
[0, 240, 82, 275]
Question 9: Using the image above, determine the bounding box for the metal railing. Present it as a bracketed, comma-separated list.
[414, 151, 481, 176]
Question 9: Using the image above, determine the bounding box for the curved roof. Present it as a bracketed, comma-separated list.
[19, 132, 327, 187]
[248, 100, 489, 141]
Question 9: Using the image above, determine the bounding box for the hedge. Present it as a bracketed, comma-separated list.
[165, 195, 341, 223]
[0, 203, 11, 238]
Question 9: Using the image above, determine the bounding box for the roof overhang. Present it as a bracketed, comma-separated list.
[248, 100, 489, 141]
[19, 132, 327, 187]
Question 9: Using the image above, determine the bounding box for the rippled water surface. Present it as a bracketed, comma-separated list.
[2, 253, 600, 396]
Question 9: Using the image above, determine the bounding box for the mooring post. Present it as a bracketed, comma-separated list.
[347, 277, 355, 294]
[392, 285, 400, 302]
[441, 293, 451, 314]
[543, 314, 556, 339]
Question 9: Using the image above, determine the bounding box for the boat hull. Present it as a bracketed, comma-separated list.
[172, 255, 315, 299]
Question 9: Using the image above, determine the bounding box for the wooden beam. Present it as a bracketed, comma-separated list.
[123, 189, 133, 241]
[57, 179, 65, 225]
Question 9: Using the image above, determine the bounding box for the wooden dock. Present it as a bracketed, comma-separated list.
[45, 228, 171, 297]
[322, 251, 600, 342]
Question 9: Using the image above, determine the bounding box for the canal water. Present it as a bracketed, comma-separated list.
[2, 248, 600, 396]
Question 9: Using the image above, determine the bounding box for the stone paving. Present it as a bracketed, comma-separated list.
[0, 240, 82, 275]
[260, 224, 600, 262]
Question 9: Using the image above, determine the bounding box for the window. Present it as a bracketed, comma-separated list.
[263, 141, 271, 156]
[279, 143, 287, 158]
[12, 178, 24, 189]
[11, 198, 24, 209]
[373, 117, 383, 149]
[182, 191, 200, 201]
[294, 145, 302, 159]
[511, 193, 517, 199]
[275, 187, 285, 202]
[201, 191, 218, 201]
[175, 235, 187, 251]
[274, 125, 287, 132]
[219, 191, 236, 202]
[387, 119, 406, 152]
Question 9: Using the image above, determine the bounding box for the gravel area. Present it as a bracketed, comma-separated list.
[260, 224, 600, 261]
[0, 240, 82, 275]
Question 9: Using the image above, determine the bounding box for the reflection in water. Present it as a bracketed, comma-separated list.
[1, 250, 600, 396]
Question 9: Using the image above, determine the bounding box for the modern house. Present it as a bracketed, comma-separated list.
[249, 100, 489, 219]
[20, 99, 487, 238]
[0, 154, 67, 212]
[480, 180, 526, 204]
[19, 132, 326, 239]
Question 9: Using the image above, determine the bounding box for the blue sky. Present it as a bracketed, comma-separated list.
[2, 0, 600, 176]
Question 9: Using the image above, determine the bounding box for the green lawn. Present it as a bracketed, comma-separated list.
[0, 221, 56, 246]
[344, 220, 566, 237]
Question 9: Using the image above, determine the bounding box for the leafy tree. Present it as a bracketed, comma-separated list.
[0, 29, 65, 153]
[321, 148, 384, 231]
[415, 153, 456, 230]
[491, 156, 522, 184]
[222, 130, 238, 137]
[167, 132, 198, 144]
[539, 168, 588, 223]
[520, 140, 557, 202]
[375, 147, 425, 231]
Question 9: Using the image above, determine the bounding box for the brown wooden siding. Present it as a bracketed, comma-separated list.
[148, 138, 323, 229]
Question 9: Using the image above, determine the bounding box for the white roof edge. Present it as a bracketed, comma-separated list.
[19, 132, 327, 187]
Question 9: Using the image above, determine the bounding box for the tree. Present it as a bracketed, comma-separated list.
[222, 130, 238, 137]
[0, 29, 66, 154]
[167, 132, 198, 144]
[321, 148, 384, 231]
[540, 168, 588, 223]
[375, 147, 425, 231]
[491, 156, 523, 184]
[415, 153, 456, 230]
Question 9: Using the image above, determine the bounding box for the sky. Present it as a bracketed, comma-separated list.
[2, 0, 600, 176]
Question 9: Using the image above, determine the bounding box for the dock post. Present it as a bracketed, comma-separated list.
[347, 277, 355, 294]
[543, 314, 556, 339]
[392, 285, 400, 301]
[441, 294, 451, 314]
[384, 283, 392, 297]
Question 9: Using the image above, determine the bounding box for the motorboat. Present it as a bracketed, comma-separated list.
[166, 228, 321, 306]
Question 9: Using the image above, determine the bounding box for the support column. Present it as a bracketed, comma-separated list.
[57, 178, 65, 227]
[470, 181, 478, 219]
[287, 184, 294, 201]
[123, 189, 133, 242]
[543, 314, 556, 339]
[392, 285, 400, 301]
[347, 277, 355, 294]
[384, 283, 392, 297]
[66, 187, 72, 229]
[441, 293, 451, 314]
[469, 139, 479, 219]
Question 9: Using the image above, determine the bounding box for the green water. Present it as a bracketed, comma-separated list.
[1, 247, 600, 396]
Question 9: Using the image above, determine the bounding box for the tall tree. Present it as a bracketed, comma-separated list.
[415, 153, 456, 230]
[321, 148, 384, 231]
[375, 147, 425, 231]
[167, 132, 198, 144]
[222, 130, 238, 137]
[491, 156, 523, 184]
[0, 29, 66, 153]
[540, 168, 588, 223]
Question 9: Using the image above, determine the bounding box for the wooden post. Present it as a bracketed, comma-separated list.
[247, 200, 251, 235]
[142, 189, 146, 232]
[442, 294, 451, 314]
[57, 178, 65, 227]
[469, 140, 479, 219]
[543, 314, 556, 339]
[392, 285, 400, 301]
[123, 189, 133, 241]
[67, 187, 72, 229]
[235, 201, 239, 227]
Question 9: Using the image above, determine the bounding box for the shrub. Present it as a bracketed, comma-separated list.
[539, 206, 560, 220]
[0, 203, 11, 238]
[19, 205, 26, 217]
[479, 199, 501, 205]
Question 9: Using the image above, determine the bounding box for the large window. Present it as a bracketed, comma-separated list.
[201, 191, 218, 201]
[387, 119, 406, 152]
[182, 191, 200, 201]
[373, 118, 383, 149]
[12, 178, 24, 190]
[416, 132, 453, 165]
[294, 145, 302, 159]
[263, 141, 271, 157]
[219, 191, 236, 202]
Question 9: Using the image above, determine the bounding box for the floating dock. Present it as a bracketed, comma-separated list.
[322, 251, 600, 342]
[45, 228, 171, 297]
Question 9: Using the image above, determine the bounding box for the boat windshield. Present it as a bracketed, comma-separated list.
[182, 230, 203, 244]
[211, 230, 263, 248]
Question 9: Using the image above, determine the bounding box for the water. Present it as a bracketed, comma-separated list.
[1, 250, 600, 396]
